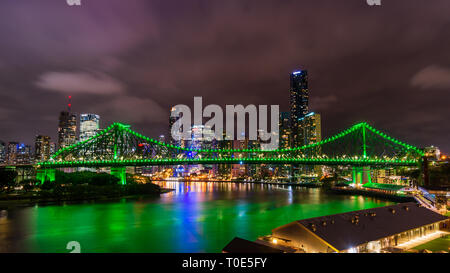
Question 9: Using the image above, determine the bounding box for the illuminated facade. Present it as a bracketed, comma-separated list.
[218, 132, 233, 178]
[231, 139, 248, 178]
[290, 70, 308, 147]
[58, 111, 77, 149]
[424, 146, 440, 160]
[169, 106, 186, 148]
[35, 135, 51, 161]
[279, 112, 291, 149]
[7, 142, 32, 164]
[79, 113, 100, 142]
[0, 140, 5, 164]
[268, 203, 449, 253]
[299, 112, 321, 146]
[49, 142, 57, 156]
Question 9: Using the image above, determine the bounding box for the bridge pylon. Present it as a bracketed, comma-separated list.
[36, 168, 56, 184]
[111, 167, 127, 185]
[352, 166, 372, 185]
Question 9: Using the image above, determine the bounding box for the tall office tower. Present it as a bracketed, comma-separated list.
[169, 106, 185, 148]
[58, 111, 77, 149]
[279, 112, 291, 149]
[6, 142, 19, 165]
[157, 134, 168, 155]
[289, 70, 309, 147]
[79, 114, 100, 142]
[299, 112, 321, 145]
[0, 140, 5, 164]
[49, 142, 57, 156]
[35, 135, 51, 161]
[17, 144, 33, 164]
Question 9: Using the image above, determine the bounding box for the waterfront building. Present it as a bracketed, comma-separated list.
[223, 237, 285, 253]
[289, 70, 309, 148]
[35, 135, 51, 161]
[268, 203, 449, 253]
[0, 140, 5, 164]
[79, 113, 100, 142]
[58, 111, 77, 149]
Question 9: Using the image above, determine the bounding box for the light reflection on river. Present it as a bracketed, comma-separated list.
[0, 181, 394, 253]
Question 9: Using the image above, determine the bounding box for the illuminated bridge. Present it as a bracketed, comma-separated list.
[36, 122, 424, 184]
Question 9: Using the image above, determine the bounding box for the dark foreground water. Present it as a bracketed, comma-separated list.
[0, 182, 394, 253]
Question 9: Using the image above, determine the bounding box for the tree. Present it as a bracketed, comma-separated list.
[0, 169, 18, 191]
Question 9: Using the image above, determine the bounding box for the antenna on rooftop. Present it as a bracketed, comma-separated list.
[68, 95, 72, 112]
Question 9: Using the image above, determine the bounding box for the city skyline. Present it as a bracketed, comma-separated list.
[0, 1, 449, 153]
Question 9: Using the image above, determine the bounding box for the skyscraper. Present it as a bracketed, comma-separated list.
[7, 142, 32, 165]
[289, 70, 308, 147]
[49, 142, 57, 156]
[298, 112, 321, 146]
[35, 135, 51, 161]
[80, 113, 100, 142]
[6, 142, 19, 165]
[169, 106, 185, 148]
[58, 111, 77, 149]
[279, 112, 291, 149]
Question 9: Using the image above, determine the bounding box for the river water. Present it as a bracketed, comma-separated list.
[0, 181, 394, 253]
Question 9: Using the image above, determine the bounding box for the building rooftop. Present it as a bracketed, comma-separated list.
[293, 202, 448, 251]
[222, 237, 284, 253]
[362, 183, 407, 191]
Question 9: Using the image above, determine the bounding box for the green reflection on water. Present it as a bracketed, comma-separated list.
[0, 182, 393, 253]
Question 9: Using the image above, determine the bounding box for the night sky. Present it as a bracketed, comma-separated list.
[0, 0, 449, 152]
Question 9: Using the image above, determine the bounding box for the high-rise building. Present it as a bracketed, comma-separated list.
[58, 111, 77, 149]
[6, 142, 19, 165]
[7, 142, 32, 165]
[169, 106, 186, 148]
[17, 144, 32, 164]
[49, 142, 57, 156]
[0, 140, 5, 164]
[35, 135, 51, 161]
[279, 112, 291, 149]
[299, 112, 321, 146]
[79, 113, 100, 142]
[289, 70, 308, 147]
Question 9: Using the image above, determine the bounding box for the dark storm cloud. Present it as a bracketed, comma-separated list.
[0, 0, 449, 151]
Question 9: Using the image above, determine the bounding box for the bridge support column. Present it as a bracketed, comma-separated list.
[111, 167, 126, 185]
[36, 168, 56, 184]
[362, 167, 371, 184]
[352, 167, 371, 185]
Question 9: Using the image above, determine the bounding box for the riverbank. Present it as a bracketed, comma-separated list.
[0, 183, 173, 208]
[154, 179, 418, 203]
[152, 179, 323, 188]
[328, 186, 415, 203]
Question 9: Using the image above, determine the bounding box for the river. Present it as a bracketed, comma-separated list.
[0, 181, 394, 253]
